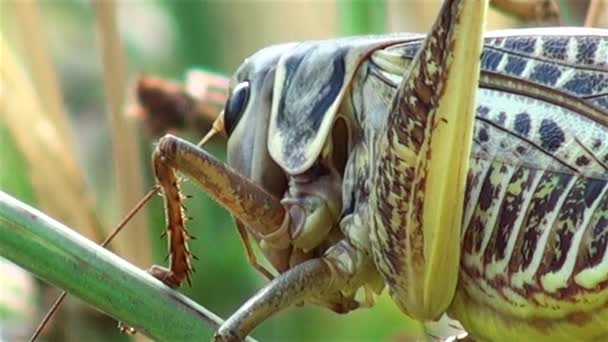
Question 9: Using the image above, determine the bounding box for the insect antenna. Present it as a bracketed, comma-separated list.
[197, 111, 224, 147]
[29, 186, 160, 342]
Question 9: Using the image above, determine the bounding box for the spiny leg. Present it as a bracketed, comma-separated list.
[151, 150, 193, 287]
[150, 133, 288, 288]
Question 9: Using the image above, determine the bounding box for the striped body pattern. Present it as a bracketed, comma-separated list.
[455, 32, 608, 341]
[355, 29, 608, 340]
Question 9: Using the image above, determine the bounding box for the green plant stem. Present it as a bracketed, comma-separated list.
[338, 0, 386, 36]
[0, 191, 256, 341]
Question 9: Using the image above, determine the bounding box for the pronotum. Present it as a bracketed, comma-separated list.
[28, 0, 608, 340]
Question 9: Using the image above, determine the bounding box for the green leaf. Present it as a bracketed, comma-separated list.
[338, 0, 386, 36]
[0, 191, 257, 341]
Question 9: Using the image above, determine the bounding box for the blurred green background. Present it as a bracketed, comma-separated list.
[0, 1, 597, 341]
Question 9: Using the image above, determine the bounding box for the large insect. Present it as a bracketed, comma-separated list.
[136, 0, 608, 341]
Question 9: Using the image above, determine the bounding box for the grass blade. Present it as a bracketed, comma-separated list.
[337, 0, 386, 35]
[0, 190, 259, 341]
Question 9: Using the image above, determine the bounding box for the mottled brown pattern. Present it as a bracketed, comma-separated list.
[463, 160, 480, 211]
[459, 157, 608, 323]
[508, 172, 574, 272]
[452, 277, 608, 341]
[574, 189, 608, 271]
[542, 178, 606, 273]
[483, 167, 538, 263]
[463, 161, 512, 256]
[372, 4, 456, 253]
[370, 0, 462, 313]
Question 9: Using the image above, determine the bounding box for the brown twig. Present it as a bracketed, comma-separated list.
[128, 71, 229, 137]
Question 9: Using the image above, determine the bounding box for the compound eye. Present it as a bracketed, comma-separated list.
[224, 81, 250, 136]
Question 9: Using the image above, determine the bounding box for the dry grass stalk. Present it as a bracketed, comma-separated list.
[13, 1, 75, 148]
[490, 0, 561, 23]
[585, 0, 608, 27]
[92, 0, 151, 266]
[0, 35, 104, 242]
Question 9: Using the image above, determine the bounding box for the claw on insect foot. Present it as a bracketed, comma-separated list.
[147, 265, 181, 289]
[117, 321, 137, 335]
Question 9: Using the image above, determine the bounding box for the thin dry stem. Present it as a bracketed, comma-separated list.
[585, 0, 608, 27]
[491, 0, 560, 23]
[93, 0, 151, 266]
[0, 34, 104, 242]
[13, 1, 74, 146]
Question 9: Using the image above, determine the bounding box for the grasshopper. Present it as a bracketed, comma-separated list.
[133, 0, 608, 340]
[26, 0, 607, 340]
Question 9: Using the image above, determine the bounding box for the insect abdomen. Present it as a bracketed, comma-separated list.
[451, 89, 608, 340]
[454, 167, 608, 340]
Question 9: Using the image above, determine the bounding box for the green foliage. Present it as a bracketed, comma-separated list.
[338, 0, 386, 35]
[0, 191, 226, 341]
[0, 124, 36, 206]
[0, 124, 37, 327]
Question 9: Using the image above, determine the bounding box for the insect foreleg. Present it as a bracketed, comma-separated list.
[214, 239, 375, 342]
[234, 221, 274, 280]
[215, 258, 336, 342]
[150, 134, 289, 287]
